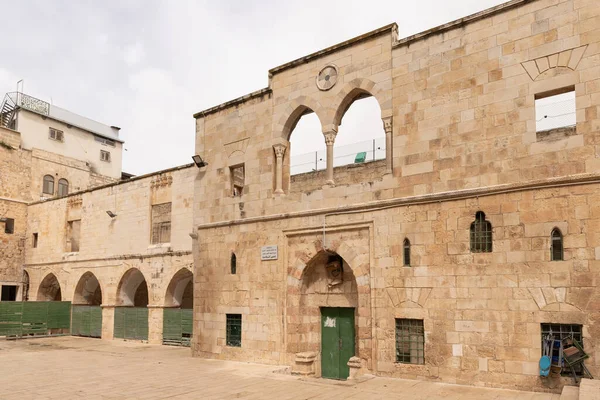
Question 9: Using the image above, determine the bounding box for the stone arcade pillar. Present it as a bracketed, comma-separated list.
[382, 116, 392, 174]
[148, 305, 164, 345]
[101, 305, 115, 340]
[273, 143, 287, 195]
[324, 130, 337, 186]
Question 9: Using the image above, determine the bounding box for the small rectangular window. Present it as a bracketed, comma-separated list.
[100, 150, 111, 162]
[1, 285, 18, 301]
[67, 220, 81, 252]
[535, 89, 576, 136]
[49, 128, 64, 142]
[151, 203, 172, 244]
[4, 218, 14, 234]
[33, 233, 38, 248]
[395, 319, 424, 364]
[226, 314, 242, 347]
[541, 323, 584, 376]
[230, 165, 245, 197]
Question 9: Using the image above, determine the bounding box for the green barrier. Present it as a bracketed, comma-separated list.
[0, 301, 71, 338]
[163, 308, 193, 346]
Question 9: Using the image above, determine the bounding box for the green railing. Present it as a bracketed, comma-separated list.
[0, 301, 71, 338]
[163, 308, 193, 347]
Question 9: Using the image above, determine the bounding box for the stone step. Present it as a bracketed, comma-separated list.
[559, 386, 578, 400]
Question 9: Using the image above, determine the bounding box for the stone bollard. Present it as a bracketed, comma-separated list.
[347, 356, 363, 380]
[292, 352, 318, 376]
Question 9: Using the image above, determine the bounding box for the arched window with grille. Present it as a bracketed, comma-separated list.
[551, 228, 563, 261]
[403, 238, 411, 267]
[43, 175, 55, 195]
[470, 211, 492, 253]
[58, 179, 69, 197]
[231, 252, 237, 274]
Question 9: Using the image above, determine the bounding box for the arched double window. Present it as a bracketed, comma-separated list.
[231, 252, 237, 275]
[403, 238, 411, 267]
[43, 175, 54, 195]
[470, 211, 492, 253]
[58, 179, 69, 197]
[551, 228, 563, 261]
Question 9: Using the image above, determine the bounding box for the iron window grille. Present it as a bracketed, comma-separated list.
[395, 318, 424, 364]
[470, 211, 492, 253]
[403, 238, 411, 267]
[541, 323, 583, 376]
[100, 150, 111, 162]
[231, 253, 237, 274]
[226, 314, 242, 347]
[551, 228, 564, 261]
[49, 128, 64, 142]
[230, 165, 244, 197]
[43, 175, 55, 195]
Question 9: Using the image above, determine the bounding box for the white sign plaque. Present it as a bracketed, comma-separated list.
[261, 245, 278, 260]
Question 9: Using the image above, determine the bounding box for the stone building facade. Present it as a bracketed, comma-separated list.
[190, 0, 600, 392]
[24, 164, 196, 343]
[0, 92, 122, 301]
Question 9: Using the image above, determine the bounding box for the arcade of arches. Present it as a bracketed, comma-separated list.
[25, 262, 194, 345]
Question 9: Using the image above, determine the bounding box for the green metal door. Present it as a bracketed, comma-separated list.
[72, 306, 102, 338]
[114, 307, 148, 340]
[163, 308, 193, 346]
[321, 307, 355, 380]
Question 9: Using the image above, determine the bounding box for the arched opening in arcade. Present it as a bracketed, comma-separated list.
[334, 95, 385, 168]
[163, 268, 193, 346]
[114, 268, 149, 341]
[288, 109, 326, 177]
[37, 273, 62, 301]
[72, 272, 103, 338]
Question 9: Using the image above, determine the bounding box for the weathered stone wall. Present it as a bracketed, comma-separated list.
[191, 0, 600, 392]
[0, 129, 30, 293]
[24, 165, 196, 343]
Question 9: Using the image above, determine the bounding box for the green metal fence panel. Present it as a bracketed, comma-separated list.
[0, 302, 23, 336]
[114, 307, 125, 339]
[48, 302, 71, 330]
[21, 302, 48, 335]
[71, 305, 102, 338]
[114, 307, 148, 341]
[90, 306, 102, 338]
[163, 308, 193, 346]
[0, 301, 71, 338]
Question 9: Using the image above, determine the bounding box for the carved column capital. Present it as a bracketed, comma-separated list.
[324, 131, 337, 146]
[382, 117, 393, 134]
[273, 143, 287, 159]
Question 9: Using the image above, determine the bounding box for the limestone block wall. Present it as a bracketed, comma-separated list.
[192, 0, 600, 228]
[0, 132, 31, 292]
[25, 164, 195, 265]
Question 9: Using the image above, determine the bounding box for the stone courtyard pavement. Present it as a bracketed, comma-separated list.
[0, 337, 560, 400]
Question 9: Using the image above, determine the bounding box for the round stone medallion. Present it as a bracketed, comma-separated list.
[316, 65, 338, 91]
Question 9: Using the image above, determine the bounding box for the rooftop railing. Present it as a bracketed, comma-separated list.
[290, 137, 386, 175]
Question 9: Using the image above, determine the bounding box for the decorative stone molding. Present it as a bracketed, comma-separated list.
[521, 45, 587, 81]
[273, 143, 286, 159]
[292, 351, 318, 375]
[224, 137, 250, 157]
[316, 64, 339, 91]
[150, 174, 173, 189]
[382, 117, 393, 174]
[324, 131, 337, 146]
[323, 130, 338, 186]
[382, 117, 392, 133]
[67, 195, 83, 207]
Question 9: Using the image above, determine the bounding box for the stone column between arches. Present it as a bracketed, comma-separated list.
[285, 226, 372, 376]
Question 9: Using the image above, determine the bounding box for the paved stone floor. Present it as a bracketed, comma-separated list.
[0, 337, 560, 400]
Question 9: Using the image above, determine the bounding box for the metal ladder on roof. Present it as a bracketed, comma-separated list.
[0, 92, 17, 129]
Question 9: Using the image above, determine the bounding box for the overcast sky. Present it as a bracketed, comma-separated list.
[0, 0, 504, 175]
